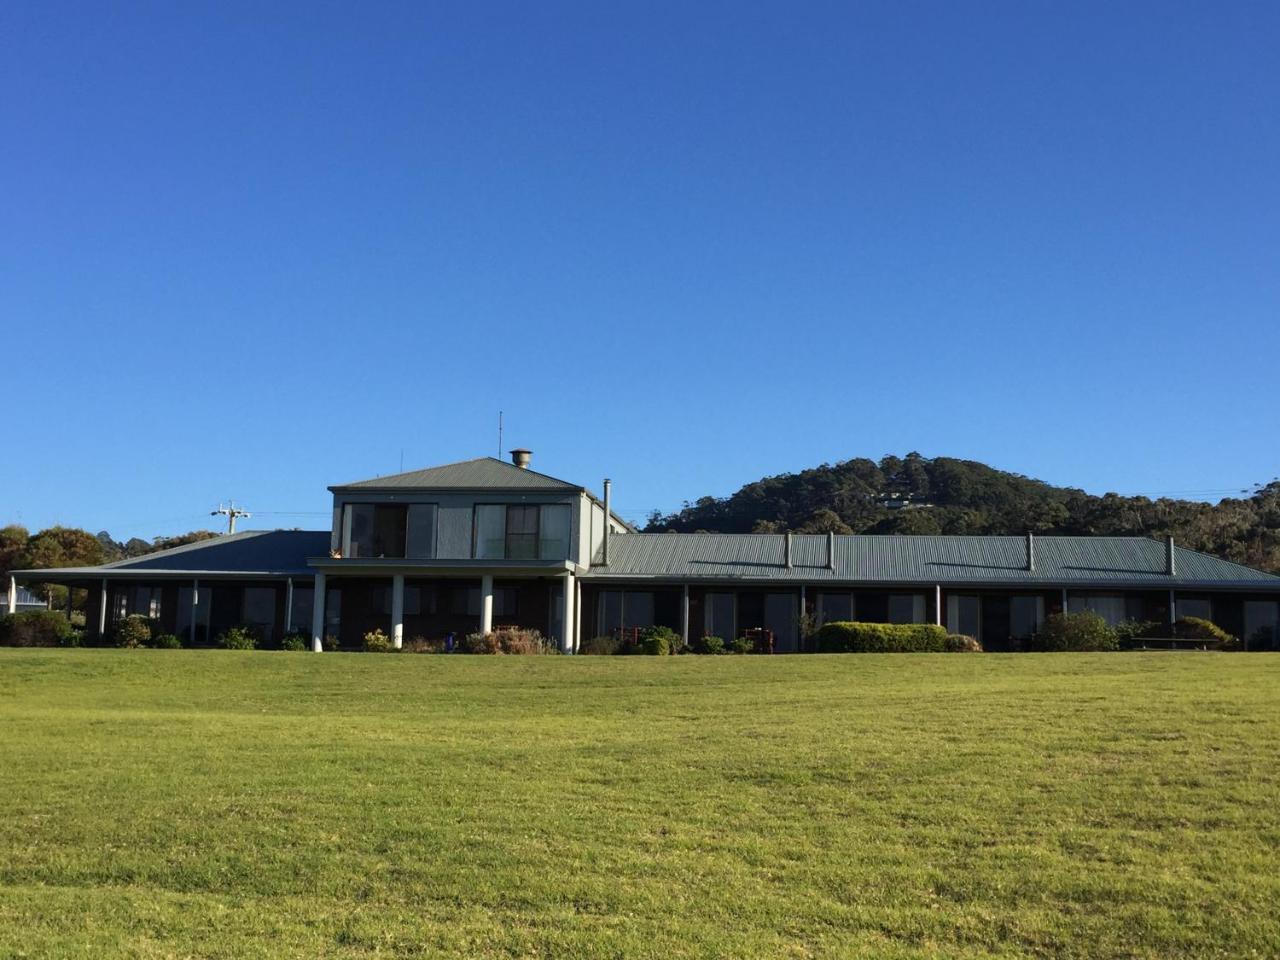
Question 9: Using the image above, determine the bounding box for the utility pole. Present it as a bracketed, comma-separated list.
[211, 502, 251, 534]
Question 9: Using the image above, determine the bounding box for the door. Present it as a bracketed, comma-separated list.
[765, 593, 798, 653]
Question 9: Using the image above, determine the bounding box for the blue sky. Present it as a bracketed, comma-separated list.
[2, 1, 1277, 539]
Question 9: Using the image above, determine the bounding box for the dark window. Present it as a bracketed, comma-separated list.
[344, 503, 435, 559]
[505, 506, 539, 560]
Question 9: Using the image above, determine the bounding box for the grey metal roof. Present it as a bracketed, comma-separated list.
[331, 457, 582, 492]
[10, 530, 330, 580]
[585, 534, 1280, 589]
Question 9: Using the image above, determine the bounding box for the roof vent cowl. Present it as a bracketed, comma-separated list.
[509, 449, 532, 469]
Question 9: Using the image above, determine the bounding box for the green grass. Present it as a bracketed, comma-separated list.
[1, 651, 1278, 959]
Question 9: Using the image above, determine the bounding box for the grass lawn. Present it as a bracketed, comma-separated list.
[1, 651, 1278, 959]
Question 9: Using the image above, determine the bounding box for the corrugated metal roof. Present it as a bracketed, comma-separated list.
[585, 534, 1280, 588]
[331, 457, 581, 492]
[11, 530, 330, 579]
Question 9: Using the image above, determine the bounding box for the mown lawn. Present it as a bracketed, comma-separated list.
[0, 651, 1277, 959]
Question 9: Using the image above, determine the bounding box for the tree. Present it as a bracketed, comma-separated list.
[22, 526, 106, 571]
[0, 525, 29, 578]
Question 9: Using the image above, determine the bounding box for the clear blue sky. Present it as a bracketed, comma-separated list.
[2, 1, 1277, 540]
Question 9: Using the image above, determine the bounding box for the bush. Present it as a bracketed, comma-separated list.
[0, 610, 76, 648]
[814, 621, 951, 653]
[217, 626, 259, 650]
[403, 636, 445, 654]
[1115, 619, 1161, 646]
[460, 627, 552, 655]
[635, 625, 679, 656]
[1174, 616, 1234, 648]
[151, 633, 182, 649]
[579, 635, 622, 655]
[729, 636, 754, 654]
[363, 629, 394, 652]
[1030, 612, 1117, 652]
[323, 635, 340, 652]
[113, 615, 154, 649]
[692, 635, 726, 655]
[280, 631, 309, 651]
[944, 634, 982, 652]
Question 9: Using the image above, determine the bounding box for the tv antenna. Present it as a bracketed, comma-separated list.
[497, 410, 503, 458]
[211, 501, 251, 534]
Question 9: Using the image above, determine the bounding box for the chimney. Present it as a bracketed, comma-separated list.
[509, 448, 532, 469]
[602, 479, 612, 566]
[1166, 535, 1176, 576]
[827, 531, 835, 571]
[784, 533, 793, 569]
[1026, 531, 1035, 572]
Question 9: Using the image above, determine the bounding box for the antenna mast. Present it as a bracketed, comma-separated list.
[498, 410, 503, 458]
[211, 501, 251, 534]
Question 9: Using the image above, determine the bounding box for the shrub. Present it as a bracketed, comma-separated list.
[692, 635, 726, 655]
[1030, 612, 1117, 652]
[363, 629, 394, 653]
[579, 635, 622, 655]
[0, 610, 76, 648]
[151, 633, 182, 649]
[323, 635, 340, 652]
[113, 615, 154, 649]
[403, 636, 444, 654]
[814, 621, 951, 653]
[729, 636, 754, 654]
[460, 627, 552, 655]
[1174, 617, 1234, 648]
[944, 634, 982, 652]
[1115, 619, 1161, 646]
[217, 626, 259, 650]
[635, 625, 679, 656]
[280, 631, 309, 651]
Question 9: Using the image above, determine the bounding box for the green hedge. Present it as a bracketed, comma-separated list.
[814, 621, 950, 653]
[0, 610, 77, 647]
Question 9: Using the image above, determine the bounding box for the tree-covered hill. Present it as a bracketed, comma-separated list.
[644, 454, 1280, 574]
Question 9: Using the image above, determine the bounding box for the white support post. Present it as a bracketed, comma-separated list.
[934, 585, 942, 626]
[1168, 589, 1176, 631]
[391, 574, 405, 649]
[284, 578, 294, 633]
[681, 584, 690, 648]
[480, 574, 494, 635]
[575, 578, 582, 653]
[311, 572, 326, 652]
[189, 579, 199, 647]
[98, 579, 108, 639]
[6, 576, 15, 615]
[1061, 587, 1069, 615]
[561, 573, 576, 654]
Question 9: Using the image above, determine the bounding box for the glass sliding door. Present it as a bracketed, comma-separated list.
[947, 595, 981, 639]
[1009, 595, 1044, 639]
[539, 505, 571, 560]
[474, 505, 506, 559]
[765, 593, 798, 653]
[818, 592, 854, 625]
[705, 593, 735, 641]
[505, 506, 539, 560]
[888, 594, 925, 624]
[406, 504, 437, 559]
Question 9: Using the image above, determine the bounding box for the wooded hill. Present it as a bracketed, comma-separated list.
[644, 454, 1280, 574]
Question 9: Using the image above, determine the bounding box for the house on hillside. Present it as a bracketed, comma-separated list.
[10, 451, 1280, 652]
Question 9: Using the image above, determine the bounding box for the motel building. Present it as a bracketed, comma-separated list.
[9, 451, 1280, 652]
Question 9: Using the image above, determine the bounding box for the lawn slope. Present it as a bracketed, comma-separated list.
[1, 651, 1278, 958]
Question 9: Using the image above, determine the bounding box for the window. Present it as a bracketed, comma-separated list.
[289, 587, 313, 633]
[343, 503, 436, 559]
[1010, 595, 1044, 639]
[595, 590, 656, 633]
[539, 505, 571, 560]
[818, 592, 854, 625]
[474, 504, 574, 560]
[888, 594, 925, 624]
[177, 586, 211, 640]
[506, 505, 539, 560]
[1174, 597, 1212, 622]
[705, 593, 735, 640]
[947, 595, 981, 638]
[116, 585, 160, 621]
[1244, 601, 1279, 648]
[1069, 594, 1141, 626]
[242, 587, 277, 639]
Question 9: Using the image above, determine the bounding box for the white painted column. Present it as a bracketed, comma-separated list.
[934, 585, 942, 626]
[681, 584, 690, 648]
[311, 572, 326, 652]
[575, 578, 583, 653]
[391, 574, 405, 649]
[284, 578, 294, 633]
[189, 579, 199, 647]
[98, 579, 108, 639]
[561, 573, 576, 654]
[6, 576, 15, 615]
[480, 574, 494, 635]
